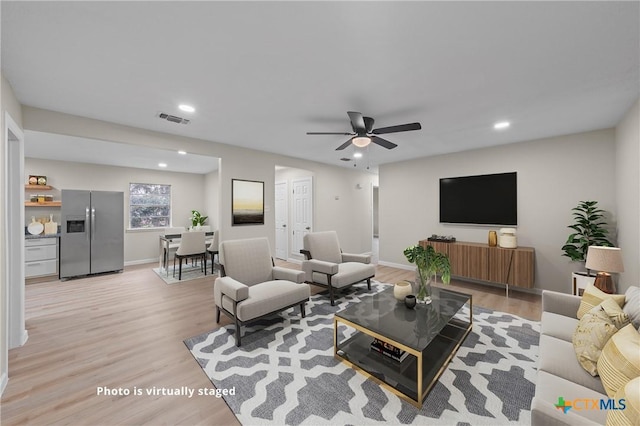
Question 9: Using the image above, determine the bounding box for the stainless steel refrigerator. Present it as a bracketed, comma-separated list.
[60, 190, 124, 279]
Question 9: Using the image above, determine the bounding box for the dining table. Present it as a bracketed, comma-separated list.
[158, 231, 214, 276]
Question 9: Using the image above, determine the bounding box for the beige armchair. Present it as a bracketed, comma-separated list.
[301, 231, 375, 306]
[215, 237, 310, 346]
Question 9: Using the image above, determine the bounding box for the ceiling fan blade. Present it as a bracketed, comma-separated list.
[372, 122, 422, 135]
[307, 132, 354, 135]
[347, 111, 366, 133]
[371, 135, 397, 150]
[363, 116, 375, 133]
[335, 138, 353, 151]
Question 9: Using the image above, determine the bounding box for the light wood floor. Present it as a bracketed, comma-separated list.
[1, 261, 540, 425]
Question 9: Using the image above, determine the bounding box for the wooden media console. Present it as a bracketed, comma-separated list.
[419, 240, 535, 292]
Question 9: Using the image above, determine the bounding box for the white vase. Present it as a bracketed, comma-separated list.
[393, 281, 412, 301]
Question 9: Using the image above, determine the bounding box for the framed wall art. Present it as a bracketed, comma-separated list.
[232, 179, 264, 226]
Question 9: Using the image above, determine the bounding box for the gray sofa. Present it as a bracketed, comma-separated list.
[532, 287, 640, 425]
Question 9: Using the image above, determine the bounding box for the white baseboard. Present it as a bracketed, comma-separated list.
[377, 260, 414, 271]
[21, 330, 28, 346]
[0, 372, 7, 396]
[124, 258, 158, 266]
[286, 257, 302, 265]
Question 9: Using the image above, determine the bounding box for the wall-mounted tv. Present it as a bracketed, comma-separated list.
[439, 172, 517, 226]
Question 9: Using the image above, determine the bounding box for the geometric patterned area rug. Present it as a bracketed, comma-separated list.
[184, 282, 540, 425]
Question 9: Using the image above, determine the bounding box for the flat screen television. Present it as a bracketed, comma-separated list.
[439, 172, 517, 225]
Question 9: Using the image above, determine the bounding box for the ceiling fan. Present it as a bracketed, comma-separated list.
[307, 111, 422, 150]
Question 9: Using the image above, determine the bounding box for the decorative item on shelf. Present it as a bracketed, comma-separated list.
[427, 234, 456, 243]
[44, 214, 58, 235]
[189, 210, 208, 230]
[37, 194, 45, 204]
[403, 243, 451, 304]
[498, 228, 517, 248]
[370, 338, 409, 362]
[488, 230, 497, 247]
[585, 246, 624, 294]
[29, 175, 47, 185]
[27, 216, 44, 235]
[30, 194, 38, 202]
[404, 294, 416, 309]
[393, 280, 412, 301]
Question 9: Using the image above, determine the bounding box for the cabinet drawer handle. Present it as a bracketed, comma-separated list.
[26, 247, 43, 251]
[26, 263, 41, 267]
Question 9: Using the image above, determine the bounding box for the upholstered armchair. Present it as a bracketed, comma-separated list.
[301, 231, 375, 306]
[215, 237, 310, 346]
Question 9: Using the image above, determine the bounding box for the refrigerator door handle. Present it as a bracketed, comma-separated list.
[91, 207, 96, 241]
[86, 207, 91, 243]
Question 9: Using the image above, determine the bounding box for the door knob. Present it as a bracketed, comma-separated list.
[283, 224, 287, 227]
[305, 227, 311, 230]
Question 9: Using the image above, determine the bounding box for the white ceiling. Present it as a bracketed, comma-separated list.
[2, 2, 639, 172]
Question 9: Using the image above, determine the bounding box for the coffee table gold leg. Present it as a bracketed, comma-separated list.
[333, 317, 338, 355]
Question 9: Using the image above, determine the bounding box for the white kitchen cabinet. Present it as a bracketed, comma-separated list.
[25, 237, 58, 278]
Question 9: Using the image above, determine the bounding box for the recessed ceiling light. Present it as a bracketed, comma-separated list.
[158, 162, 168, 168]
[494, 121, 510, 130]
[177, 150, 187, 155]
[353, 152, 363, 158]
[178, 104, 195, 113]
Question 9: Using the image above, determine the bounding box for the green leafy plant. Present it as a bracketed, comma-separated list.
[561, 200, 612, 263]
[190, 210, 208, 227]
[404, 244, 451, 300]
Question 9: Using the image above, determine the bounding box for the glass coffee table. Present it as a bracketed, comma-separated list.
[334, 286, 472, 408]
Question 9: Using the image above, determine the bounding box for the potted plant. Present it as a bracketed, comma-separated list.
[561, 200, 613, 293]
[403, 244, 451, 304]
[190, 210, 208, 230]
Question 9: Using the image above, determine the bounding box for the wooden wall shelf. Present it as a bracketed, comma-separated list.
[25, 184, 53, 190]
[420, 239, 535, 289]
[25, 201, 61, 207]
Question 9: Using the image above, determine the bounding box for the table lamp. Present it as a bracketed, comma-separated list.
[585, 246, 624, 294]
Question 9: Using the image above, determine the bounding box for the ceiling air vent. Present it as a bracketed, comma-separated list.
[157, 112, 190, 125]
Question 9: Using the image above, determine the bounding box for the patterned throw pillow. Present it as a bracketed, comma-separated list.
[601, 297, 632, 330]
[573, 300, 629, 376]
[606, 376, 640, 426]
[597, 324, 640, 397]
[577, 283, 626, 319]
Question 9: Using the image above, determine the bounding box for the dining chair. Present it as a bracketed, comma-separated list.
[208, 231, 219, 274]
[162, 226, 185, 269]
[173, 231, 206, 280]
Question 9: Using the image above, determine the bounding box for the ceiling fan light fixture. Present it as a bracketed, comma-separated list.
[352, 136, 371, 147]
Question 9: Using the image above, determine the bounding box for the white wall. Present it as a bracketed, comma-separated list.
[25, 158, 207, 263]
[615, 98, 640, 292]
[379, 129, 617, 293]
[21, 107, 377, 257]
[1, 73, 24, 393]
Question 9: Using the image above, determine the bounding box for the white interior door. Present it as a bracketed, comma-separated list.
[274, 181, 288, 260]
[292, 177, 313, 257]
